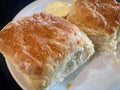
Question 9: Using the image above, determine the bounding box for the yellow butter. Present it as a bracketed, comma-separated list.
[45, 1, 70, 17]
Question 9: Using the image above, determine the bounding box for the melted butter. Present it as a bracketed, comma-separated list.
[45, 1, 70, 17]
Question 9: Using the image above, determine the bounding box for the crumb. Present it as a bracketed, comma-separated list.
[114, 58, 120, 67]
[66, 82, 73, 89]
[114, 58, 120, 64]
[91, 73, 96, 77]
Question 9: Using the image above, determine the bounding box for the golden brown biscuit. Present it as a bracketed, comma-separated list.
[67, 0, 120, 51]
[0, 12, 94, 90]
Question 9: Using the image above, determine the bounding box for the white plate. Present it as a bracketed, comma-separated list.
[6, 0, 120, 90]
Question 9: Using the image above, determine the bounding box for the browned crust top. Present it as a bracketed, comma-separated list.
[0, 12, 85, 75]
[68, 0, 120, 34]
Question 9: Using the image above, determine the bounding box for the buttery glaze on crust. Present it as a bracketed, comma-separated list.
[0, 13, 87, 77]
[68, 0, 120, 35]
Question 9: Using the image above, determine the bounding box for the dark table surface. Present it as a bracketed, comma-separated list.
[0, 0, 34, 90]
[0, 0, 120, 90]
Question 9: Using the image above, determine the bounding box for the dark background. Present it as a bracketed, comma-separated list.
[0, 0, 34, 90]
[0, 0, 120, 90]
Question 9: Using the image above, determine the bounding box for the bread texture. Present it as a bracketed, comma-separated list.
[67, 0, 120, 51]
[117, 26, 120, 43]
[0, 12, 94, 90]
